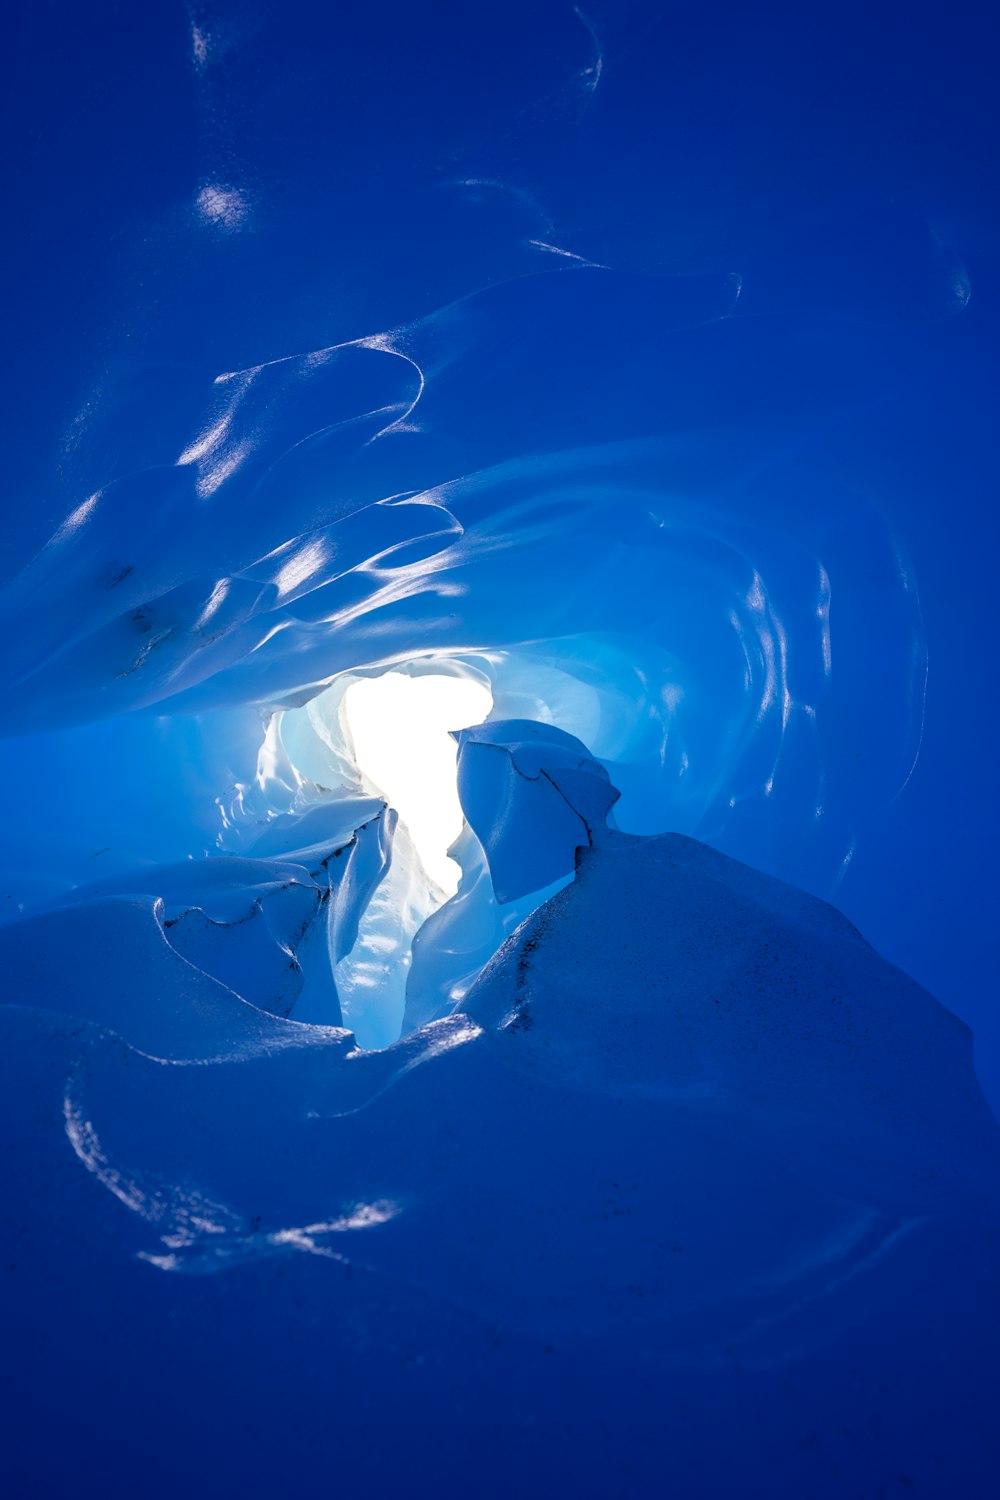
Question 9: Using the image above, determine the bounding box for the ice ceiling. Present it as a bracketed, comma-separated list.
[3, 2, 995, 1067]
[2, 2, 999, 1491]
[0, 264, 930, 1047]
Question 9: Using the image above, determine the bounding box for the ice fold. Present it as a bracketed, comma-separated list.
[0, 803, 394, 1050]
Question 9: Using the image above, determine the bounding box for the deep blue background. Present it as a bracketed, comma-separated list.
[3, 0, 998, 1095]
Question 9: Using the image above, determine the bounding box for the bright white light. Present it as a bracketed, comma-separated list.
[343, 672, 493, 896]
[196, 184, 248, 230]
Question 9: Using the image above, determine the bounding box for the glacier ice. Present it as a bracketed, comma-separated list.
[1, 723, 997, 1497]
[0, 259, 993, 1493]
[3, 2, 998, 1492]
[0, 266, 930, 959]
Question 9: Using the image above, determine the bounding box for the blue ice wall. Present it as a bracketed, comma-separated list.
[2, 9, 999, 1493]
[3, 0, 997, 1100]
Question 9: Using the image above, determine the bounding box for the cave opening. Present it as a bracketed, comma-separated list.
[342, 670, 493, 896]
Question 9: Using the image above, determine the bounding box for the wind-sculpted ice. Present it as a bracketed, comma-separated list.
[0, 269, 925, 929]
[0, 263, 966, 1495]
[1, 722, 996, 1496]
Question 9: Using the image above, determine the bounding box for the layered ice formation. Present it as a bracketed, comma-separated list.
[1, 231, 995, 1500]
[0, 266, 929, 929]
[0, 262, 939, 1062]
[2, 2, 998, 1494]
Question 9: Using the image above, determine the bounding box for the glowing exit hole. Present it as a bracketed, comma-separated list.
[343, 672, 493, 896]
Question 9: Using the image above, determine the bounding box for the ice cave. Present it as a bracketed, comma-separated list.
[1, 3, 998, 1496]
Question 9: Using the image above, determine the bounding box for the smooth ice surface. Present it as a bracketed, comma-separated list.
[454, 717, 620, 901]
[2, 800, 998, 1495]
[2, 3, 999, 1494]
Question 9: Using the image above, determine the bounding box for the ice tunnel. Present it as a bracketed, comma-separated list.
[2, 2, 998, 1497]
